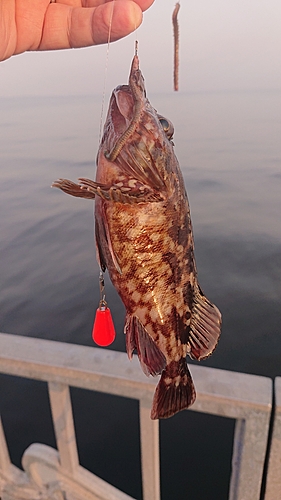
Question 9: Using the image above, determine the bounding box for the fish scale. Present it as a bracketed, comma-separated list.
[52, 53, 222, 419]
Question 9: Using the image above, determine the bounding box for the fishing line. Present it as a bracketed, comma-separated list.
[134, 15, 139, 54]
[98, 0, 116, 144]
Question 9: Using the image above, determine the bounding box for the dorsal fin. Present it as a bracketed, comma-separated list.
[189, 284, 222, 361]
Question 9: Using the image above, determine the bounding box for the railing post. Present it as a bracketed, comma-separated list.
[229, 412, 270, 500]
[0, 416, 12, 480]
[139, 400, 160, 500]
[264, 377, 281, 499]
[229, 418, 246, 500]
[48, 382, 79, 474]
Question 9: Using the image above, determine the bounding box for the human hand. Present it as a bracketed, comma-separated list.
[0, 0, 154, 61]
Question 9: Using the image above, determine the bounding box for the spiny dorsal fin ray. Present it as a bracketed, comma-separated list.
[189, 284, 222, 361]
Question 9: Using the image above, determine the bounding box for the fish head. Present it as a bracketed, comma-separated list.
[96, 55, 177, 193]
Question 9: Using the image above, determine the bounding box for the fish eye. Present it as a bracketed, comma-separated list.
[159, 118, 169, 130]
[158, 115, 174, 140]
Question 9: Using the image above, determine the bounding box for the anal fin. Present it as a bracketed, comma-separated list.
[125, 315, 166, 376]
[189, 284, 222, 361]
[151, 358, 196, 419]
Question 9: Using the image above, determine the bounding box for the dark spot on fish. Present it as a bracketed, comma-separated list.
[167, 221, 178, 241]
[144, 312, 152, 326]
[169, 306, 187, 344]
[136, 232, 154, 248]
[180, 325, 190, 345]
[166, 358, 187, 379]
[183, 281, 193, 307]
[165, 343, 173, 358]
[177, 213, 191, 246]
[162, 252, 180, 284]
[176, 271, 184, 286]
[162, 251, 175, 262]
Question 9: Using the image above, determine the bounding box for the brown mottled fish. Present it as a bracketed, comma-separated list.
[52, 53, 222, 419]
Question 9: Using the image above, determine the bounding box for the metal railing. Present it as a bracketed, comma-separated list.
[0, 332, 277, 500]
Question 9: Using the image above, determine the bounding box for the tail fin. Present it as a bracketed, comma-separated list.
[151, 358, 196, 419]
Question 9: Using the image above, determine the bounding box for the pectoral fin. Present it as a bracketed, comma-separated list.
[79, 177, 163, 204]
[189, 284, 222, 361]
[52, 179, 95, 199]
[125, 314, 167, 376]
[95, 208, 121, 275]
[53, 177, 163, 204]
[95, 218, 107, 273]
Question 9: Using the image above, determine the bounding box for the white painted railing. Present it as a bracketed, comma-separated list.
[0, 332, 274, 500]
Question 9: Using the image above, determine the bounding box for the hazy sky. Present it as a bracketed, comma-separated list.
[1, 0, 281, 97]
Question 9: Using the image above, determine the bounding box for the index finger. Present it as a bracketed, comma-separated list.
[39, 0, 148, 51]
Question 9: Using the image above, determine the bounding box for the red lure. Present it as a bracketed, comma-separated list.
[92, 273, 116, 346]
[92, 306, 116, 346]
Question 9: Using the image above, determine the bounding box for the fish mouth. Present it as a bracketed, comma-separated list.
[113, 54, 146, 125]
[115, 54, 145, 120]
[108, 86, 136, 136]
[103, 55, 146, 161]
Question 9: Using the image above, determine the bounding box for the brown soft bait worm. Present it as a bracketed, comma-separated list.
[105, 43, 143, 162]
[172, 2, 180, 91]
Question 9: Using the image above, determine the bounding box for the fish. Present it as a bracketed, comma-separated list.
[52, 53, 222, 419]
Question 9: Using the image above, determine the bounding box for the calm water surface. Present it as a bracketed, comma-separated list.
[0, 90, 280, 499]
